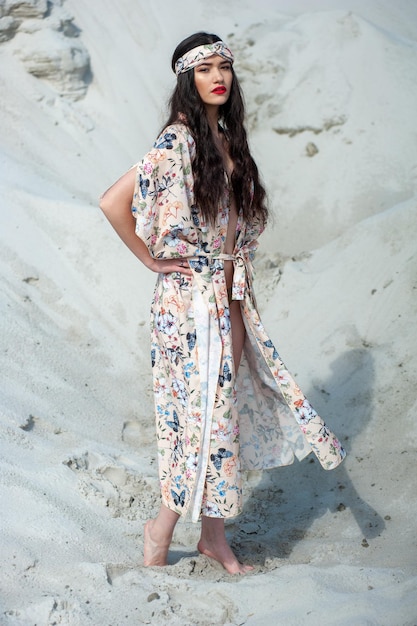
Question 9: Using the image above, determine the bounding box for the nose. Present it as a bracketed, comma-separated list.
[213, 66, 224, 83]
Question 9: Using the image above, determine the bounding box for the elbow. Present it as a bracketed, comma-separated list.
[99, 190, 112, 216]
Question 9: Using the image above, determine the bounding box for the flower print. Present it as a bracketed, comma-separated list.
[148, 149, 165, 164]
[162, 222, 190, 247]
[156, 403, 171, 417]
[186, 453, 199, 472]
[330, 437, 343, 455]
[183, 361, 194, 379]
[223, 456, 237, 477]
[155, 310, 178, 337]
[232, 284, 245, 300]
[262, 453, 280, 468]
[293, 383, 302, 396]
[278, 369, 291, 386]
[212, 419, 232, 441]
[163, 201, 183, 225]
[317, 424, 330, 442]
[218, 307, 231, 336]
[140, 124, 346, 519]
[216, 480, 227, 497]
[294, 399, 318, 424]
[202, 500, 221, 517]
[154, 377, 168, 397]
[174, 474, 183, 490]
[187, 410, 202, 426]
[161, 480, 172, 504]
[172, 378, 188, 406]
[177, 242, 187, 255]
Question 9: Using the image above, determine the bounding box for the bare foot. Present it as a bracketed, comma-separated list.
[143, 520, 170, 567]
[197, 538, 254, 575]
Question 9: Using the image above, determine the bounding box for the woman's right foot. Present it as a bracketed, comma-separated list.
[143, 519, 170, 567]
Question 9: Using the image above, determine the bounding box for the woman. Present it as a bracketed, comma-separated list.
[100, 32, 346, 575]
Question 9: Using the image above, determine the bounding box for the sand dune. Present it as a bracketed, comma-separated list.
[1, 1, 416, 624]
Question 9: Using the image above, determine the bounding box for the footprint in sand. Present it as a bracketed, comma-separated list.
[63, 451, 159, 519]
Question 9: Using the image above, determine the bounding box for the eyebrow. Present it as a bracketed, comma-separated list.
[196, 60, 231, 68]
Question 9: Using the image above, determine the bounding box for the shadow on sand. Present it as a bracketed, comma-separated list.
[233, 347, 386, 565]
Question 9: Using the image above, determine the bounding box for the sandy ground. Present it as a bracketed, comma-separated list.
[1, 1, 416, 624]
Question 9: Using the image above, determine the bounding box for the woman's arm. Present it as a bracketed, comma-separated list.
[99, 167, 192, 276]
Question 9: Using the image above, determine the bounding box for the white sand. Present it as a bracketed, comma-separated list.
[1, 0, 416, 624]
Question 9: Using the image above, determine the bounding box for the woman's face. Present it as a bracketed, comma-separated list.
[193, 54, 233, 108]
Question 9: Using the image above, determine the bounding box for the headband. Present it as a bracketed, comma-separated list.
[174, 41, 234, 76]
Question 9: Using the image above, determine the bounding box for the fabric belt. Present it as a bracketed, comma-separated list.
[188, 250, 253, 301]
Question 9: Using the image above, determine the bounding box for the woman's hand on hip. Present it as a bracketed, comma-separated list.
[149, 258, 193, 277]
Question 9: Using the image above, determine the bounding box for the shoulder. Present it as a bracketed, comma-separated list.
[154, 123, 195, 156]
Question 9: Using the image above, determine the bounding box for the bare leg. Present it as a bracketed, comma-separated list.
[197, 517, 253, 574]
[229, 299, 245, 369]
[144, 503, 179, 566]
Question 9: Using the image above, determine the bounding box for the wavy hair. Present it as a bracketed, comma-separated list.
[162, 32, 268, 227]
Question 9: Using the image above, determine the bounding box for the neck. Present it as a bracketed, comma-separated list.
[205, 105, 220, 136]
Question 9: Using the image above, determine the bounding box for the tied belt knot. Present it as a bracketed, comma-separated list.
[189, 249, 254, 301]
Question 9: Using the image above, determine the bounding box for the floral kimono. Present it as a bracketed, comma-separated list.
[132, 123, 346, 523]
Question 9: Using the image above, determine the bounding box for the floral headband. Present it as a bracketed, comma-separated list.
[174, 41, 234, 76]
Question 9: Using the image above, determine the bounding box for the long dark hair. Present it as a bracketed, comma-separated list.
[162, 32, 268, 227]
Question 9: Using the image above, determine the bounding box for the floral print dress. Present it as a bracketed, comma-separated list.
[132, 123, 346, 522]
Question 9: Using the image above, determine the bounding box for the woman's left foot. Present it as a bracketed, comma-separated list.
[197, 538, 253, 575]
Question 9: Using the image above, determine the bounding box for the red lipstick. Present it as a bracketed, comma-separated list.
[212, 86, 227, 95]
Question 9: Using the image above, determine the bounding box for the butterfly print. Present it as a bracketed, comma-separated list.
[155, 132, 177, 150]
[210, 448, 233, 471]
[199, 242, 210, 254]
[166, 346, 183, 365]
[139, 174, 149, 199]
[171, 489, 186, 507]
[147, 175, 176, 203]
[130, 123, 346, 521]
[166, 410, 180, 433]
[186, 330, 196, 351]
[172, 438, 183, 463]
[189, 256, 209, 273]
[191, 204, 200, 227]
[263, 339, 279, 360]
[219, 361, 232, 387]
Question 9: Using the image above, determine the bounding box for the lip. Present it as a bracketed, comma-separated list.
[211, 86, 227, 95]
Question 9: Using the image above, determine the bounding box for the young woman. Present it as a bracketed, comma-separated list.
[100, 32, 346, 575]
